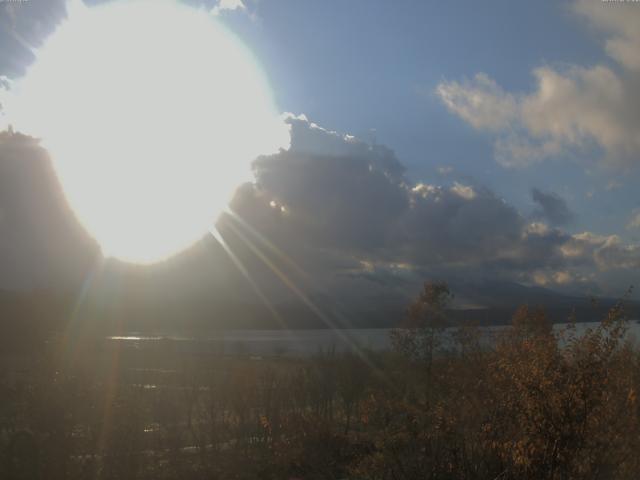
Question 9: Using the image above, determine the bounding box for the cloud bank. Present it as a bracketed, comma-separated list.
[228, 115, 640, 295]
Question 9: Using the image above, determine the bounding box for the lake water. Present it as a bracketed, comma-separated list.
[108, 320, 640, 357]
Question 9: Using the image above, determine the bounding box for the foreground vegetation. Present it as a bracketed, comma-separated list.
[1, 283, 639, 479]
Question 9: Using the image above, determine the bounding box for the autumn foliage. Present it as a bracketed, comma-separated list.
[1, 282, 639, 479]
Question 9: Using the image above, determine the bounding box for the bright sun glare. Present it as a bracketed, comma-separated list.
[4, 0, 289, 264]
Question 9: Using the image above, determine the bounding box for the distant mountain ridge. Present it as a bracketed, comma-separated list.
[0, 278, 635, 351]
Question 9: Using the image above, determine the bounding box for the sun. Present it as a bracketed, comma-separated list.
[4, 0, 289, 264]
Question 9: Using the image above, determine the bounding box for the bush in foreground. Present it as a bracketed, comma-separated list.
[1, 283, 638, 479]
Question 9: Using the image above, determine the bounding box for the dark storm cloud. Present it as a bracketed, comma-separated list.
[399, 184, 523, 266]
[231, 116, 639, 294]
[243, 116, 538, 273]
[531, 188, 574, 226]
[251, 149, 407, 252]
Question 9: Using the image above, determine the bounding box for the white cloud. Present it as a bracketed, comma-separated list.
[553, 270, 572, 285]
[525, 222, 551, 236]
[436, 1, 640, 169]
[560, 231, 640, 271]
[593, 236, 640, 270]
[628, 211, 640, 230]
[520, 65, 639, 165]
[574, 0, 640, 72]
[435, 73, 517, 132]
[531, 269, 573, 287]
[210, 0, 246, 15]
[450, 182, 476, 200]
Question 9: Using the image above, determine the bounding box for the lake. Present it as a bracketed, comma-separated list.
[107, 320, 640, 357]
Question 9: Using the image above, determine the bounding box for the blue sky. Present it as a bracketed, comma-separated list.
[1, 0, 639, 298]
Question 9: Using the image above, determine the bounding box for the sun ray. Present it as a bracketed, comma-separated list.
[221, 212, 399, 382]
[209, 226, 288, 330]
[226, 208, 370, 332]
[225, 207, 312, 283]
[223, 219, 381, 361]
[56, 256, 105, 368]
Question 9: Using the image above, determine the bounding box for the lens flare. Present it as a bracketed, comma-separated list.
[4, 0, 290, 263]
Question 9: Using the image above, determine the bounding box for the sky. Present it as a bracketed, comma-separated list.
[0, 0, 639, 306]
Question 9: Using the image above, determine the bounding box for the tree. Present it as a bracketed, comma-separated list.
[390, 281, 452, 369]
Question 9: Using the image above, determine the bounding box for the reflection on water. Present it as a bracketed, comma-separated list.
[107, 320, 640, 357]
[109, 336, 165, 341]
